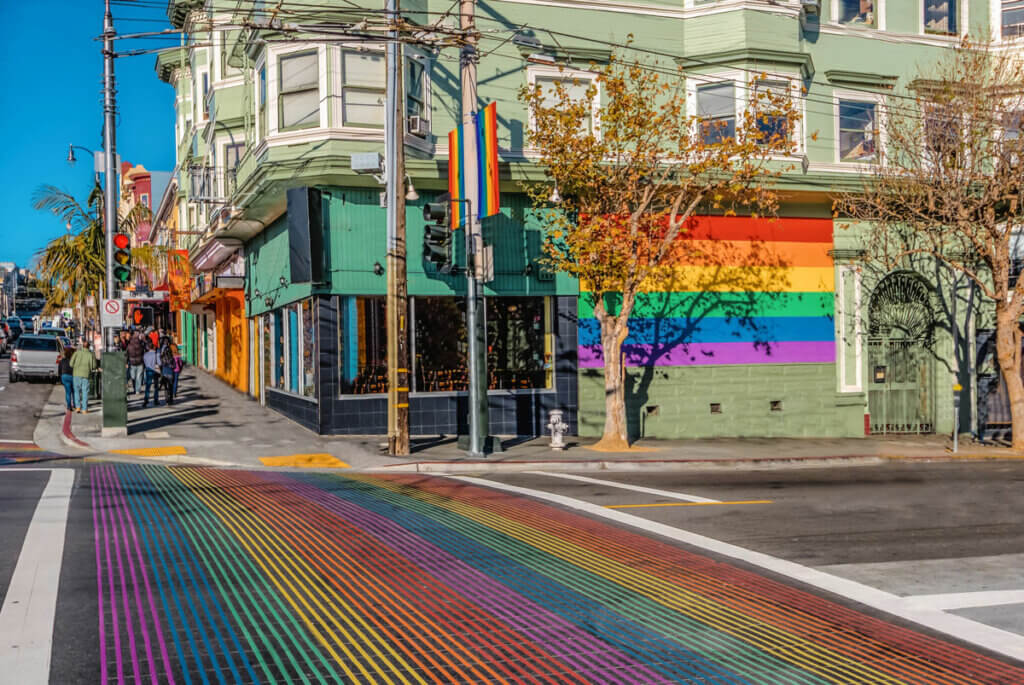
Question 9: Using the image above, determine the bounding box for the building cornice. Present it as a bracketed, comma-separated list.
[679, 48, 815, 81]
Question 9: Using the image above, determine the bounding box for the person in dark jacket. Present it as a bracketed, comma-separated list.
[126, 331, 145, 395]
[158, 337, 176, 406]
[58, 347, 75, 411]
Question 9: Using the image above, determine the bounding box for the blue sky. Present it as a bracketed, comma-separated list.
[0, 1, 177, 268]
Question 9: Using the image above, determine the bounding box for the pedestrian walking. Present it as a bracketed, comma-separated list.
[58, 347, 75, 412]
[70, 341, 98, 413]
[125, 330, 145, 395]
[170, 341, 183, 401]
[142, 340, 162, 407]
[159, 337, 176, 406]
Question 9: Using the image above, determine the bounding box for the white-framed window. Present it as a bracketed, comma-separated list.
[406, 55, 427, 133]
[834, 93, 882, 163]
[279, 51, 320, 130]
[924, 0, 958, 34]
[527, 65, 600, 136]
[1003, 0, 1024, 38]
[833, 0, 880, 28]
[340, 49, 385, 127]
[140, 193, 149, 208]
[201, 70, 210, 120]
[696, 82, 736, 144]
[256, 60, 267, 139]
[753, 79, 792, 145]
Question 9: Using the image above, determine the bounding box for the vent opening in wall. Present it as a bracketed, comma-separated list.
[770, 400, 783, 412]
[710, 403, 722, 414]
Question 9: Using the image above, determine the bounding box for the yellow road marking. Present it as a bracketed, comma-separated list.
[110, 446, 187, 457]
[259, 453, 351, 468]
[606, 499, 773, 509]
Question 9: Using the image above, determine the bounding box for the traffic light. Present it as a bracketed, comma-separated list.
[422, 192, 453, 273]
[113, 233, 132, 285]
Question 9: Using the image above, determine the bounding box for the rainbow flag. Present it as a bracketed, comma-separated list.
[448, 125, 467, 229]
[476, 102, 500, 218]
[448, 102, 500, 228]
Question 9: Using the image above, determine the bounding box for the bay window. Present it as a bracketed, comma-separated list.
[341, 50, 386, 127]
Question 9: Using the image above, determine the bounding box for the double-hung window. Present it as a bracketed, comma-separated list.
[838, 100, 878, 162]
[279, 51, 320, 130]
[224, 142, 246, 193]
[697, 82, 736, 144]
[754, 80, 791, 144]
[341, 50, 385, 127]
[924, 0, 957, 34]
[406, 57, 427, 131]
[257, 64, 267, 138]
[1004, 0, 1024, 37]
[534, 74, 596, 133]
[201, 71, 210, 120]
[838, 0, 876, 26]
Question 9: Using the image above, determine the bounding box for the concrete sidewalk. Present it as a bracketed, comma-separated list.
[32, 366, 1024, 473]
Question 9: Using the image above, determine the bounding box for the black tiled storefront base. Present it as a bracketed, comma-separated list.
[265, 387, 319, 432]
[262, 294, 579, 436]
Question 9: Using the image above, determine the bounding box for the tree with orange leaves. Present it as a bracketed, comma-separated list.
[522, 56, 800, 449]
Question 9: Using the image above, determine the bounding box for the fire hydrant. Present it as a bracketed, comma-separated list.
[547, 409, 568, 450]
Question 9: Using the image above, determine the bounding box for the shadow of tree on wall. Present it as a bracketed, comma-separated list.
[581, 220, 835, 441]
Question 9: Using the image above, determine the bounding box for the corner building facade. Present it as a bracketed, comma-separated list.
[155, 0, 1016, 438]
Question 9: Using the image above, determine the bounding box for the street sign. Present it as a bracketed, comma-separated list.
[101, 298, 123, 328]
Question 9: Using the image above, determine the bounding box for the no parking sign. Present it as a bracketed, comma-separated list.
[101, 298, 123, 328]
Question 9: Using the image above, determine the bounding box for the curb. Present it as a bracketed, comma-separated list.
[367, 454, 887, 474]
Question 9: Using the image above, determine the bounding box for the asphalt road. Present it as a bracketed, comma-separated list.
[1, 459, 1023, 682]
[0, 355, 55, 442]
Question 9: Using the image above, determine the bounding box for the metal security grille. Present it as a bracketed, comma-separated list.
[868, 337, 935, 434]
[867, 273, 935, 434]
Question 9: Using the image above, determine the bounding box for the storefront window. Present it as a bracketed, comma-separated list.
[262, 314, 272, 396]
[337, 296, 388, 394]
[414, 297, 468, 392]
[301, 299, 316, 397]
[273, 309, 285, 389]
[288, 306, 300, 392]
[486, 297, 551, 389]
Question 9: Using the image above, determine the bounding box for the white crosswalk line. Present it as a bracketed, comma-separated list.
[0, 468, 74, 682]
[525, 470, 720, 503]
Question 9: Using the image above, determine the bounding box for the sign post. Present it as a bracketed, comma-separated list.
[99, 298, 127, 437]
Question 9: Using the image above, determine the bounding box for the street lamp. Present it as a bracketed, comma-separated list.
[66, 144, 105, 183]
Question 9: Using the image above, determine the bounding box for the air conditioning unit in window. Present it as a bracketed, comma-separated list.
[407, 115, 428, 137]
[800, 0, 820, 16]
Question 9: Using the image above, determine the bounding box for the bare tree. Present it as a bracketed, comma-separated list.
[836, 41, 1024, 449]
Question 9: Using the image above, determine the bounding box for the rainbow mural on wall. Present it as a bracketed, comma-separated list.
[579, 216, 835, 368]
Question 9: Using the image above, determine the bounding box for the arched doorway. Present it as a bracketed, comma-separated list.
[867, 272, 935, 434]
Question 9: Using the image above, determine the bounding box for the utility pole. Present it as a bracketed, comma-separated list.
[386, 0, 411, 455]
[460, 0, 491, 456]
[103, 0, 118, 333]
[101, 0, 128, 437]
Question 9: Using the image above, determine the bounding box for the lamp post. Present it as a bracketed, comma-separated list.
[66, 144, 105, 185]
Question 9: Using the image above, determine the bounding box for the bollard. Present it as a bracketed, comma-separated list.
[547, 409, 569, 450]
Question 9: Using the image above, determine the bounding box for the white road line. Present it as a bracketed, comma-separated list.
[906, 590, 1024, 611]
[451, 475, 1024, 662]
[0, 439, 35, 444]
[0, 468, 74, 682]
[525, 470, 720, 503]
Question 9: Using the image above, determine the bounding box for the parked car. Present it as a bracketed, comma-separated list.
[9, 335, 63, 383]
[6, 318, 22, 344]
[19, 316, 34, 333]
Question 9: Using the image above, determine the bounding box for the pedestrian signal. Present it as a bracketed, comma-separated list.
[131, 306, 153, 328]
[113, 233, 132, 283]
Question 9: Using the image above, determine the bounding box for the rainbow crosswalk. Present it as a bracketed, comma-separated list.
[91, 465, 1024, 684]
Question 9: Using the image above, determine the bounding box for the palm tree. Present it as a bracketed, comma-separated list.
[32, 182, 169, 326]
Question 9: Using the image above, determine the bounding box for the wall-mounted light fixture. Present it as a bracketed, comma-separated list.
[279, 276, 287, 286]
[264, 296, 273, 307]
[373, 261, 385, 276]
[254, 288, 261, 298]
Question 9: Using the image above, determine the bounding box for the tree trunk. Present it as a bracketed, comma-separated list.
[593, 291, 635, 451]
[995, 306, 1024, 452]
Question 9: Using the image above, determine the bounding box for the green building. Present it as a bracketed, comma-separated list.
[155, 0, 1018, 438]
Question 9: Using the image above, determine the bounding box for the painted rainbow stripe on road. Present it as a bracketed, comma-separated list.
[580, 216, 836, 368]
[91, 464, 1024, 684]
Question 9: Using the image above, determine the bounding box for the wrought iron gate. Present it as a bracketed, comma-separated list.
[867, 272, 935, 435]
[868, 337, 935, 434]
